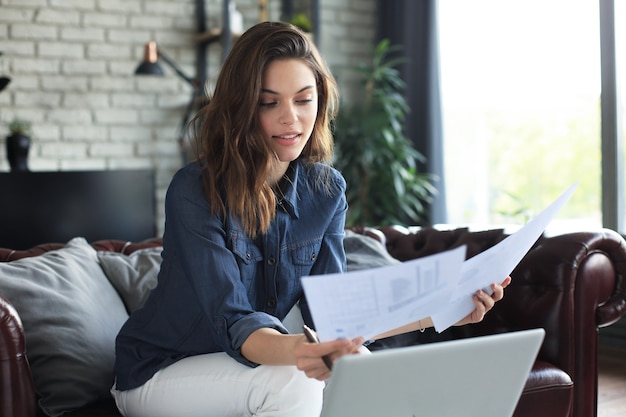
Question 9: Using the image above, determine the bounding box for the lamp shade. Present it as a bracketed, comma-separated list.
[135, 41, 164, 76]
[135, 61, 164, 76]
[0, 76, 10, 92]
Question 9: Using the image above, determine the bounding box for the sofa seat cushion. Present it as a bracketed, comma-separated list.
[54, 399, 122, 417]
[513, 360, 573, 417]
[522, 360, 573, 392]
[0, 238, 129, 416]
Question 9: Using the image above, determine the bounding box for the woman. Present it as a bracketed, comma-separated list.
[112, 21, 509, 417]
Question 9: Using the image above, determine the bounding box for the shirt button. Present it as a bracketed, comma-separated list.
[268, 256, 276, 265]
[310, 252, 316, 261]
[267, 299, 276, 307]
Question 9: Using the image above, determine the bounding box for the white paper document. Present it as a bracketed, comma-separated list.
[430, 182, 577, 331]
[301, 245, 467, 342]
[301, 183, 577, 341]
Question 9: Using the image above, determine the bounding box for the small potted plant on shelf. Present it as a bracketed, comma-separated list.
[5, 118, 32, 172]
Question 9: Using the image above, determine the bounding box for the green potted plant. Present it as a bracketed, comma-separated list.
[288, 13, 313, 33]
[6, 118, 32, 172]
[333, 39, 436, 227]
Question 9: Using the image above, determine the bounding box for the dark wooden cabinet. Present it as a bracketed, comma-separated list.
[0, 170, 156, 249]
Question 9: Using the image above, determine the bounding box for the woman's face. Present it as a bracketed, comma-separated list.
[258, 58, 318, 180]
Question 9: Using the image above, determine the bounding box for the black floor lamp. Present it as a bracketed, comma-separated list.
[134, 41, 203, 163]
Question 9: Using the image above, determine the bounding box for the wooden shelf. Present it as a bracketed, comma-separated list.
[195, 28, 242, 45]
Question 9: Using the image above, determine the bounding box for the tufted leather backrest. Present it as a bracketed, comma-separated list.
[0, 238, 164, 262]
[377, 225, 509, 261]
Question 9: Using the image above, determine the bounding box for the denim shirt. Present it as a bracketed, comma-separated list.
[114, 159, 347, 391]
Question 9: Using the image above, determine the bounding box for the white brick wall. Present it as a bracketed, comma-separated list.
[0, 0, 376, 236]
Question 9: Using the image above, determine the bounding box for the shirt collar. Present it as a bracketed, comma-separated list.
[274, 161, 300, 219]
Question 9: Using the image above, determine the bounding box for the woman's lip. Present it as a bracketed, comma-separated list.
[273, 133, 301, 139]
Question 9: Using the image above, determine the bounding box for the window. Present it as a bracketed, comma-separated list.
[438, 0, 621, 233]
[617, 0, 626, 230]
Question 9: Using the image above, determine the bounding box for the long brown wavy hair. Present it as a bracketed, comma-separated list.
[193, 21, 339, 238]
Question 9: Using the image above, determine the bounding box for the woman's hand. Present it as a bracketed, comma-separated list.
[294, 335, 365, 381]
[454, 276, 512, 326]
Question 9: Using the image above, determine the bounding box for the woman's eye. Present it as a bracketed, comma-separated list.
[296, 99, 313, 105]
[260, 101, 277, 107]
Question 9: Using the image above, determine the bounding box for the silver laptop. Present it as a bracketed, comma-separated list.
[321, 328, 544, 417]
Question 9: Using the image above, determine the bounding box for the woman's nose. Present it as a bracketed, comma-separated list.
[280, 104, 297, 125]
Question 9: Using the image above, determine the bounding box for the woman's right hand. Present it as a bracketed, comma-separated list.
[294, 335, 365, 381]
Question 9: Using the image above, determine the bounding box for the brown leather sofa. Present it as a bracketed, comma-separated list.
[1, 227, 625, 417]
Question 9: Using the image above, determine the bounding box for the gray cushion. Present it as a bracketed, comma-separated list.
[344, 229, 399, 271]
[98, 247, 162, 313]
[0, 237, 129, 417]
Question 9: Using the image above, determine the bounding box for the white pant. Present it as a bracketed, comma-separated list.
[111, 352, 325, 417]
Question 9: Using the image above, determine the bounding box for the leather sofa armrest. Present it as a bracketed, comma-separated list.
[469, 228, 626, 417]
[371, 225, 626, 417]
[477, 229, 626, 364]
[0, 294, 36, 417]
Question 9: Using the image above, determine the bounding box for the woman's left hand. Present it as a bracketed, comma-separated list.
[454, 276, 511, 326]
